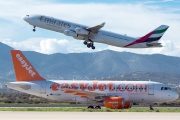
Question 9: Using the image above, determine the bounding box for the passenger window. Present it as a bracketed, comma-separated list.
[162, 87, 171, 90]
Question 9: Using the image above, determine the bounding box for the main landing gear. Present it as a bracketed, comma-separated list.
[149, 104, 154, 110]
[83, 41, 95, 50]
[88, 105, 101, 109]
[33, 26, 36, 32]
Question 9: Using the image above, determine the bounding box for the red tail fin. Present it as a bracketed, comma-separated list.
[11, 50, 45, 81]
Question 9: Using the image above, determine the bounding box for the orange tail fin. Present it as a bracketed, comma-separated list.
[11, 50, 45, 81]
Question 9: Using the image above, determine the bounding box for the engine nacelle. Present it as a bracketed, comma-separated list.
[75, 27, 89, 35]
[64, 30, 77, 37]
[104, 97, 132, 109]
[124, 102, 132, 109]
[104, 97, 124, 109]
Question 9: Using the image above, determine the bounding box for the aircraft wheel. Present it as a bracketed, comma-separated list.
[88, 105, 94, 109]
[95, 106, 101, 109]
[83, 41, 88, 45]
[33, 26, 36, 32]
[149, 104, 154, 110]
[87, 43, 91, 48]
[92, 46, 95, 50]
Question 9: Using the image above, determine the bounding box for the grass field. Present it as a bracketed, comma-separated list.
[0, 107, 179, 112]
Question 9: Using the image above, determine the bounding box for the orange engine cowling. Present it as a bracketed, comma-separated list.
[104, 97, 132, 109]
[124, 102, 132, 109]
[104, 96, 124, 109]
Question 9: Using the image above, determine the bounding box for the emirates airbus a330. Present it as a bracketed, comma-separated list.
[7, 50, 178, 110]
[23, 14, 169, 50]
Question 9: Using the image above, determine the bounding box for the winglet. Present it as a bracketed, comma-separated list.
[87, 22, 105, 33]
[100, 22, 105, 27]
[11, 50, 45, 81]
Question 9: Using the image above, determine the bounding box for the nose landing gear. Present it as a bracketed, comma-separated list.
[33, 26, 36, 32]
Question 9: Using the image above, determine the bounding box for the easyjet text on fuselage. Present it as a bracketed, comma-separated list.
[51, 82, 147, 93]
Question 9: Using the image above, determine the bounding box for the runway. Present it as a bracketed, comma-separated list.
[0, 112, 179, 120]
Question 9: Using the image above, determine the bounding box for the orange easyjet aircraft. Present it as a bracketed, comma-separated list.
[7, 50, 179, 110]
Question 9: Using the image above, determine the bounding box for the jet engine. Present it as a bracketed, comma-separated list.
[124, 102, 132, 109]
[75, 27, 89, 35]
[104, 96, 124, 109]
[64, 30, 77, 37]
[104, 96, 131, 109]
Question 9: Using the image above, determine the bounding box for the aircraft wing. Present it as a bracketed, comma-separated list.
[60, 88, 109, 100]
[86, 22, 105, 33]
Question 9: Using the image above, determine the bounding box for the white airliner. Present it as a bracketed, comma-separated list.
[23, 15, 169, 50]
[7, 50, 179, 110]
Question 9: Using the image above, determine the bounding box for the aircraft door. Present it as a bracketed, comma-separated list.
[148, 84, 154, 95]
[40, 82, 46, 94]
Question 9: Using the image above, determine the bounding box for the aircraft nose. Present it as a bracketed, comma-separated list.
[23, 15, 30, 21]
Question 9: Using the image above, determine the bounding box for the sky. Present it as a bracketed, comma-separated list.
[0, 0, 180, 56]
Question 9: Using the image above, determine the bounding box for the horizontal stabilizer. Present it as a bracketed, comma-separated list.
[146, 42, 162, 47]
[6, 83, 31, 90]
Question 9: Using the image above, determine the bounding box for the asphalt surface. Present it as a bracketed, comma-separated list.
[0, 112, 179, 120]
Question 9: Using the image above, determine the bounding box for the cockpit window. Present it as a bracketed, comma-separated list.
[161, 87, 171, 90]
[26, 15, 29, 17]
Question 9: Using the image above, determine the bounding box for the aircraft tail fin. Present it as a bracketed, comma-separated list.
[124, 25, 169, 47]
[11, 50, 45, 82]
[145, 25, 169, 42]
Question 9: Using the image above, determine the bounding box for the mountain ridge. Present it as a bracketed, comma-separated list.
[0, 42, 180, 84]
